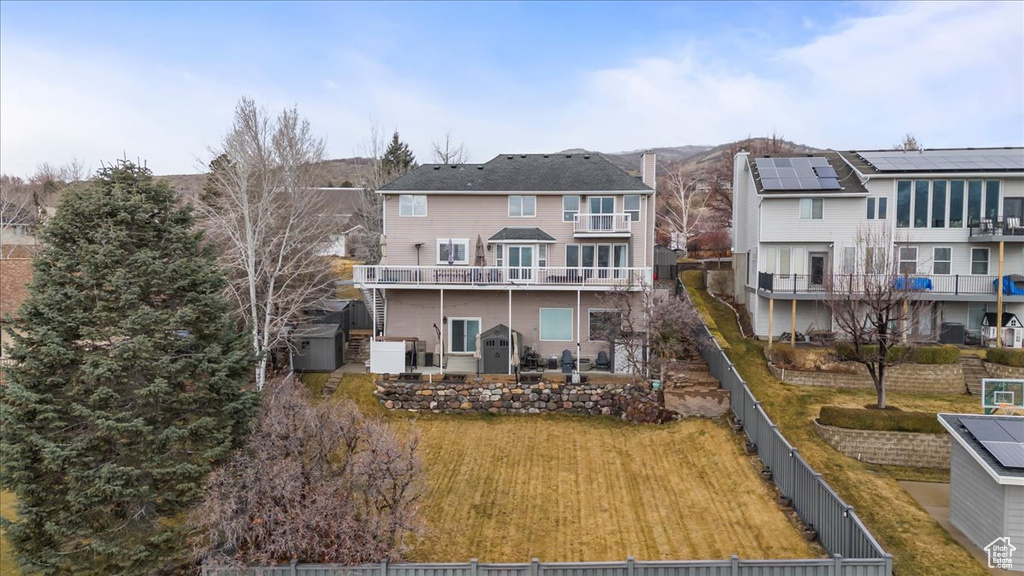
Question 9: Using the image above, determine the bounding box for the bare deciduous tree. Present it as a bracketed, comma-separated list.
[823, 224, 930, 408]
[893, 133, 922, 151]
[431, 129, 470, 164]
[597, 282, 705, 382]
[661, 164, 710, 257]
[189, 377, 422, 567]
[348, 126, 417, 264]
[199, 98, 339, 389]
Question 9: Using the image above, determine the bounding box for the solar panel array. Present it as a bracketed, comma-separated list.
[859, 149, 1024, 172]
[755, 157, 842, 191]
[961, 417, 1024, 469]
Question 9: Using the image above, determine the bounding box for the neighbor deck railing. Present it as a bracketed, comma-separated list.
[757, 271, 1008, 296]
[695, 322, 892, 568]
[572, 213, 632, 234]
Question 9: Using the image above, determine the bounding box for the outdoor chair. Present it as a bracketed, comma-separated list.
[595, 350, 611, 371]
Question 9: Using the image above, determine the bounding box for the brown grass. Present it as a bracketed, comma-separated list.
[683, 270, 989, 576]
[327, 375, 816, 562]
[1, 490, 20, 575]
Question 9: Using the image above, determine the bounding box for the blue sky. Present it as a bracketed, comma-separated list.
[1, 1, 1022, 176]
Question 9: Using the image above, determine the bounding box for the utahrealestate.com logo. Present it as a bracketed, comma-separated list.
[985, 537, 1016, 570]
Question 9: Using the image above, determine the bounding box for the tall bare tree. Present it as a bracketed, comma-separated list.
[823, 224, 929, 408]
[199, 98, 339, 389]
[661, 163, 710, 256]
[431, 129, 470, 164]
[189, 377, 422, 566]
[893, 133, 923, 151]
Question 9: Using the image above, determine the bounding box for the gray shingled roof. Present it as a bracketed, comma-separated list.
[751, 151, 868, 195]
[380, 153, 653, 193]
[487, 227, 557, 242]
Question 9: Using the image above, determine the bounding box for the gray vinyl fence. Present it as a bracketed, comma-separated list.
[203, 556, 892, 576]
[695, 323, 891, 571]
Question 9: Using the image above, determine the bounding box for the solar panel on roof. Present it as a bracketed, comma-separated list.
[962, 417, 1024, 469]
[859, 149, 1024, 172]
[814, 166, 838, 178]
[755, 156, 845, 191]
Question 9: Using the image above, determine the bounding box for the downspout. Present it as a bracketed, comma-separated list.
[508, 289, 513, 376]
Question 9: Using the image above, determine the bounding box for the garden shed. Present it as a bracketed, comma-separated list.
[938, 413, 1024, 572]
[291, 322, 346, 372]
[480, 324, 522, 374]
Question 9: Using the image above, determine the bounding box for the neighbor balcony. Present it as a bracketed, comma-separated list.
[354, 265, 651, 291]
[572, 213, 633, 237]
[756, 272, 1024, 300]
[968, 217, 1024, 242]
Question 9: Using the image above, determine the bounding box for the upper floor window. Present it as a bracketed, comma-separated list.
[399, 194, 427, 217]
[799, 198, 823, 220]
[563, 195, 580, 222]
[898, 246, 917, 275]
[933, 247, 952, 275]
[509, 195, 536, 217]
[971, 248, 989, 275]
[437, 238, 469, 265]
[866, 197, 888, 220]
[898, 179, 995, 228]
[624, 195, 641, 222]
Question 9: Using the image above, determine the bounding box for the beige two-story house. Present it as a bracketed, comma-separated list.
[353, 153, 657, 373]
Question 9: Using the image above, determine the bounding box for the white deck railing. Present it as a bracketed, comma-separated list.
[572, 213, 632, 234]
[354, 265, 651, 289]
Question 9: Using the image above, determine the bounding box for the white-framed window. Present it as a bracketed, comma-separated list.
[538, 244, 548, 267]
[448, 318, 481, 353]
[624, 195, 641, 222]
[972, 248, 989, 275]
[763, 246, 806, 276]
[540, 308, 573, 341]
[588, 309, 621, 342]
[841, 246, 857, 274]
[799, 198, 823, 219]
[933, 247, 952, 275]
[563, 195, 580, 222]
[866, 197, 888, 220]
[565, 244, 578, 268]
[399, 194, 427, 217]
[865, 246, 885, 274]
[509, 195, 536, 217]
[437, 238, 470, 264]
[898, 247, 917, 275]
[495, 244, 504, 267]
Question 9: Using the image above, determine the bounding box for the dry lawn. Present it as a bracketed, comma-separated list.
[1, 490, 19, 575]
[328, 375, 817, 562]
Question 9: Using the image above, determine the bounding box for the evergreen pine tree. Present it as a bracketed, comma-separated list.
[381, 130, 416, 177]
[0, 161, 257, 575]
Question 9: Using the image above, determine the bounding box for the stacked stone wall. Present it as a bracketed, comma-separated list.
[813, 420, 950, 468]
[768, 363, 964, 395]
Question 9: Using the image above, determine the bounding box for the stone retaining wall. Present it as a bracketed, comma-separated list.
[768, 362, 964, 395]
[813, 420, 950, 468]
[663, 388, 731, 418]
[984, 362, 1024, 380]
[375, 377, 656, 417]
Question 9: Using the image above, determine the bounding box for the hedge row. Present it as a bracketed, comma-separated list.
[986, 348, 1024, 367]
[818, 405, 945, 434]
[833, 343, 959, 365]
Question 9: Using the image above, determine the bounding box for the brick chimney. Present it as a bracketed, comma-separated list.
[641, 152, 656, 191]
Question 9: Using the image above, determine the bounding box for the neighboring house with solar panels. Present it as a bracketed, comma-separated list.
[938, 414, 1024, 571]
[352, 153, 657, 373]
[732, 147, 1024, 342]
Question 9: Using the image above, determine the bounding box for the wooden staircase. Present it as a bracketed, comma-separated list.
[347, 329, 371, 364]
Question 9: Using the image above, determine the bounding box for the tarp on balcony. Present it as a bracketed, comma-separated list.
[994, 275, 1024, 295]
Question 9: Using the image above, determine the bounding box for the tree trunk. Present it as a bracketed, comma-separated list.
[876, 363, 887, 409]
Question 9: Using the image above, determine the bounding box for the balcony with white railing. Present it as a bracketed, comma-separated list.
[756, 272, 1024, 300]
[572, 213, 632, 236]
[354, 265, 651, 291]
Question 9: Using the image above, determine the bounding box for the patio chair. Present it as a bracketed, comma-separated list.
[595, 350, 611, 371]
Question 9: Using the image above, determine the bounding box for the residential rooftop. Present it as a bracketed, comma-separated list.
[750, 151, 868, 195]
[379, 153, 654, 193]
[838, 147, 1024, 176]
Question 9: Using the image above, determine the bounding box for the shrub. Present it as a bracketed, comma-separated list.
[766, 344, 797, 366]
[832, 343, 958, 364]
[986, 348, 1024, 367]
[818, 405, 945, 434]
[913, 345, 960, 364]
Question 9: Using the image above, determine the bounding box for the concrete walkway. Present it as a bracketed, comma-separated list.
[900, 481, 1015, 575]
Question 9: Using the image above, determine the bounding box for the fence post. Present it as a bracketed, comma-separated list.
[382, 559, 389, 576]
[730, 554, 739, 576]
[626, 556, 634, 576]
[843, 505, 853, 557]
[885, 553, 893, 575]
[531, 557, 539, 576]
[290, 558, 298, 576]
[471, 558, 479, 576]
[789, 448, 797, 501]
[831, 554, 842, 576]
